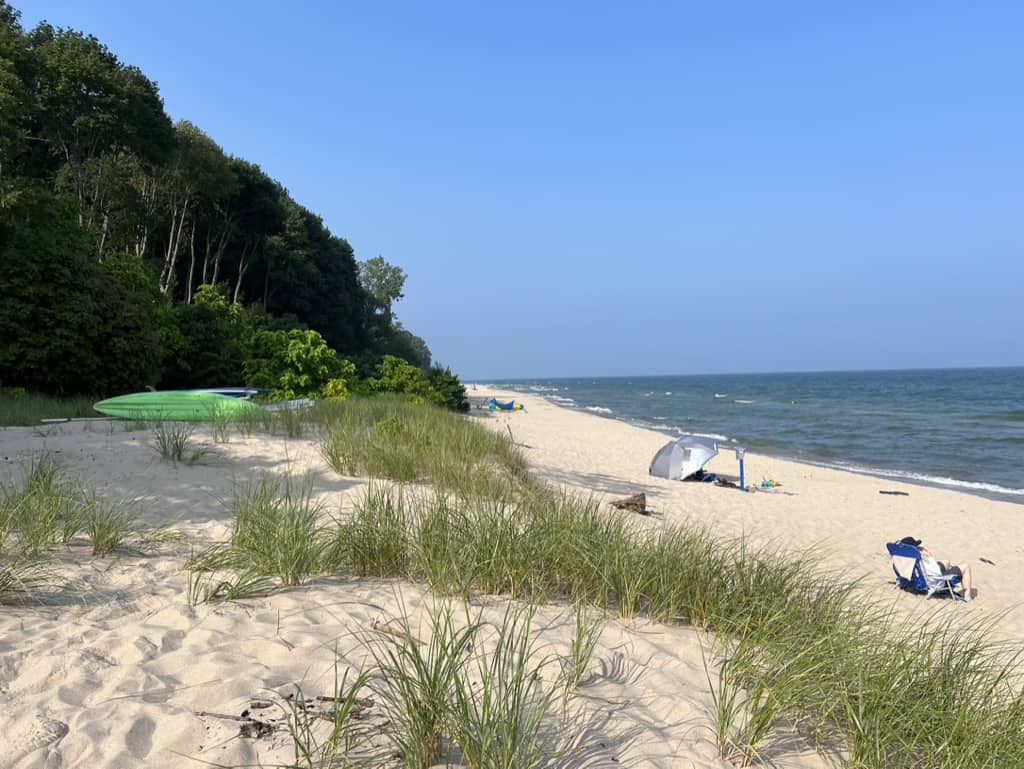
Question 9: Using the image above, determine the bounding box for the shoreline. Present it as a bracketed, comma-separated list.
[471, 384, 1024, 506]
[1, 394, 1022, 767]
[473, 384, 1024, 628]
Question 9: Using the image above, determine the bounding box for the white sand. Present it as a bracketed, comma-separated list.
[0, 394, 1020, 768]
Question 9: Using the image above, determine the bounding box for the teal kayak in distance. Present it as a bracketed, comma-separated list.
[93, 391, 262, 421]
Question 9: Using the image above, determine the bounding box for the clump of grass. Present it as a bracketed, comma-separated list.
[274, 404, 309, 439]
[367, 600, 480, 768]
[1, 454, 75, 556]
[186, 474, 328, 599]
[702, 634, 780, 767]
[209, 407, 232, 443]
[319, 395, 530, 490]
[187, 566, 276, 606]
[280, 664, 376, 769]
[234, 406, 262, 438]
[0, 558, 54, 603]
[561, 601, 604, 695]
[231, 474, 326, 585]
[449, 603, 558, 769]
[153, 422, 194, 462]
[333, 482, 410, 578]
[85, 500, 137, 556]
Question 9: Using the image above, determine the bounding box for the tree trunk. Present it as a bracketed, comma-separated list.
[97, 214, 109, 262]
[159, 188, 192, 295]
[233, 240, 252, 304]
[185, 221, 198, 303]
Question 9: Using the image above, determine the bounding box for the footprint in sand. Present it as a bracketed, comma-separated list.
[9, 716, 69, 764]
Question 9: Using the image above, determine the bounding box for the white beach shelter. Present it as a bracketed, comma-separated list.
[649, 436, 720, 480]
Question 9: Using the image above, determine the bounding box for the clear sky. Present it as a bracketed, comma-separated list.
[15, 1, 1024, 378]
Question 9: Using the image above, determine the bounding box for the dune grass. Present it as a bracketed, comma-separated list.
[0, 390, 97, 426]
[1, 453, 172, 566]
[331, 482, 1024, 769]
[279, 663, 377, 769]
[167, 394, 1024, 767]
[317, 395, 530, 490]
[0, 558, 54, 603]
[185, 474, 330, 603]
[153, 422, 213, 465]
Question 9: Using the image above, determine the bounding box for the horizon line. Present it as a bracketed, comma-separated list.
[466, 364, 1024, 381]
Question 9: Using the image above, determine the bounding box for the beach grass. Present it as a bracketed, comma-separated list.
[0, 558, 54, 603]
[318, 395, 530, 490]
[160, 396, 1024, 768]
[366, 599, 480, 768]
[0, 390, 97, 426]
[280, 664, 376, 769]
[329, 482, 1024, 769]
[1, 453, 76, 556]
[185, 474, 329, 600]
[448, 602, 558, 769]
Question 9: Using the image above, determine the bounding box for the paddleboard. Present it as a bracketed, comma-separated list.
[93, 391, 262, 421]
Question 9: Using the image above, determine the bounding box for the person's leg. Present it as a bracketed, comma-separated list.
[956, 563, 973, 601]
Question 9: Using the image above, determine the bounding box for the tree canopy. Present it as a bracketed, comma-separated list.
[0, 0, 456, 405]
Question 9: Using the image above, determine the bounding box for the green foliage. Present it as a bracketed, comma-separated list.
[358, 255, 406, 319]
[0, 190, 162, 395]
[161, 284, 258, 388]
[368, 355, 439, 402]
[427, 365, 469, 412]
[0, 3, 465, 405]
[244, 328, 355, 399]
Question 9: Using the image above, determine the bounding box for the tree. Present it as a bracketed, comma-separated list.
[155, 121, 235, 293]
[0, 188, 160, 393]
[427, 365, 469, 412]
[367, 355, 440, 403]
[359, 255, 406, 321]
[244, 328, 354, 399]
[160, 284, 258, 388]
[30, 24, 173, 248]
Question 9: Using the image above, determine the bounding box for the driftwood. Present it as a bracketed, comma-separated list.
[196, 692, 376, 740]
[610, 493, 648, 515]
[506, 424, 533, 449]
[370, 618, 425, 645]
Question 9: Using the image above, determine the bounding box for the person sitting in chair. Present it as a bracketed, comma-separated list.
[907, 539, 974, 602]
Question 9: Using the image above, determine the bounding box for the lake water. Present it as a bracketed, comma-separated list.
[490, 368, 1024, 502]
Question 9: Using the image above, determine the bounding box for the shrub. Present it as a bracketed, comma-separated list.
[427, 365, 469, 412]
[244, 328, 356, 399]
[367, 355, 439, 403]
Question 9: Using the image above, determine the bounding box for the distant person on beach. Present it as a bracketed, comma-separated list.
[909, 539, 974, 601]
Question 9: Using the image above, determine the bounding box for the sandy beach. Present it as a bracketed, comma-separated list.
[0, 391, 1020, 769]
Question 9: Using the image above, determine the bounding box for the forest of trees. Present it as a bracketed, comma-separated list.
[0, 2, 465, 408]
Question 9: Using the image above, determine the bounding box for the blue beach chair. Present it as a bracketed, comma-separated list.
[886, 542, 964, 602]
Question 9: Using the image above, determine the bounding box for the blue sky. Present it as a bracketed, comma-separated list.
[16, 1, 1024, 378]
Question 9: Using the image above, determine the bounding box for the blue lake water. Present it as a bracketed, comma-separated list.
[490, 368, 1024, 503]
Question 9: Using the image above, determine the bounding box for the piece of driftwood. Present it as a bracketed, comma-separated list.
[370, 618, 425, 645]
[506, 424, 533, 449]
[610, 493, 647, 515]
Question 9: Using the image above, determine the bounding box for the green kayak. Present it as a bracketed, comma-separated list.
[93, 391, 261, 421]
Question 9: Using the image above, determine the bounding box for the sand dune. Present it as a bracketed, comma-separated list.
[0, 393, 1019, 768]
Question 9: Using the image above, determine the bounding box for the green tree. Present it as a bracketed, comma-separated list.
[0, 188, 160, 393]
[427, 365, 469, 412]
[367, 355, 440, 403]
[160, 284, 257, 388]
[375, 323, 432, 369]
[244, 328, 354, 399]
[0, 2, 30, 204]
[155, 121, 235, 294]
[358, 255, 406, 321]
